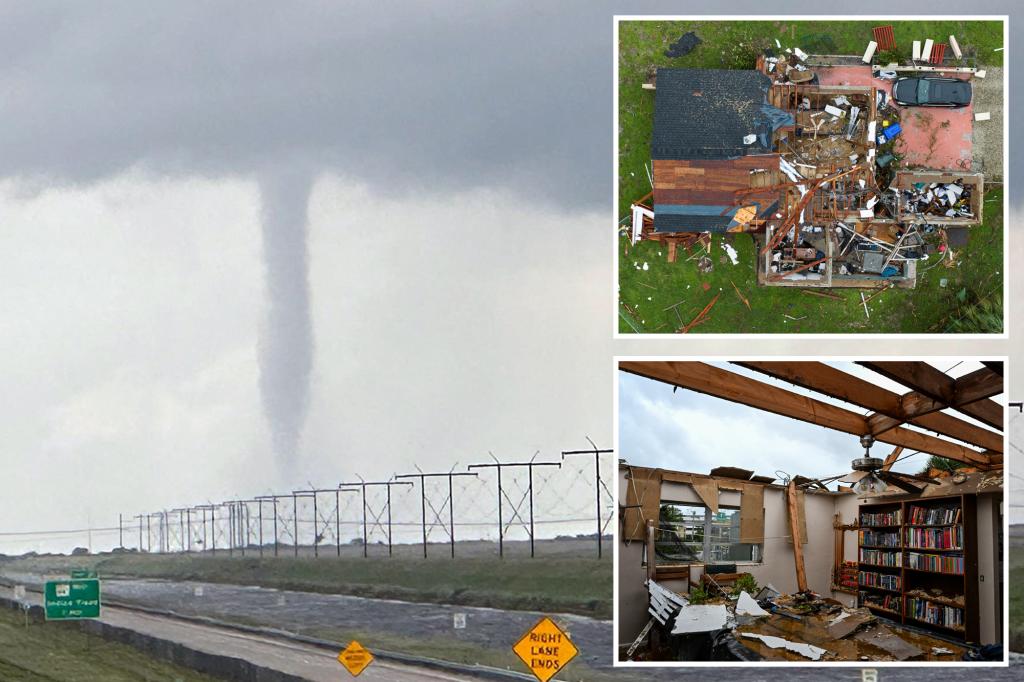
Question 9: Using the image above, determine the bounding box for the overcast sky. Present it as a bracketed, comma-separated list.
[0, 1, 1020, 553]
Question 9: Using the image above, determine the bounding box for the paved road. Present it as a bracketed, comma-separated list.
[4, 572, 1020, 681]
[8, 585, 485, 682]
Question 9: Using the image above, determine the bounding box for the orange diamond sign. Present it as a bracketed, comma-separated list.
[337, 640, 374, 677]
[513, 616, 578, 682]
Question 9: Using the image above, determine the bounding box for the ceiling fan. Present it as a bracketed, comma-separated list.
[817, 434, 937, 496]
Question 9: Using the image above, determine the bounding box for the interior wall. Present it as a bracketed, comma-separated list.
[976, 493, 1001, 644]
[617, 467, 1001, 644]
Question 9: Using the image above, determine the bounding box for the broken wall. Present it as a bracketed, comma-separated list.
[617, 466, 853, 644]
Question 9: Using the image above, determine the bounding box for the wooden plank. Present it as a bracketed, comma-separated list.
[787, 481, 808, 591]
[738, 362, 1002, 452]
[619, 362, 994, 466]
[859, 361, 1003, 430]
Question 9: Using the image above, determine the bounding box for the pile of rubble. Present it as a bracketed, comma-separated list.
[901, 180, 974, 219]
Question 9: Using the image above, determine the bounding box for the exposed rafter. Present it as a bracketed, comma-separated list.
[620, 361, 998, 468]
[734, 361, 1003, 452]
[857, 361, 1004, 430]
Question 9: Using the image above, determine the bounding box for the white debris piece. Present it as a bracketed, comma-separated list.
[866, 121, 876, 144]
[859, 209, 874, 218]
[866, 195, 878, 209]
[735, 591, 768, 617]
[793, 47, 808, 61]
[975, 112, 991, 121]
[743, 134, 757, 145]
[828, 611, 851, 627]
[859, 179, 867, 189]
[671, 604, 729, 634]
[739, 633, 828, 661]
[912, 40, 922, 61]
[724, 243, 739, 265]
[824, 104, 844, 118]
[950, 35, 962, 59]
[647, 580, 687, 625]
[642, 262, 649, 271]
[933, 647, 955, 655]
[862, 40, 877, 64]
[630, 204, 653, 245]
[976, 69, 986, 78]
[922, 39, 934, 60]
[833, 95, 850, 107]
[775, 38, 782, 49]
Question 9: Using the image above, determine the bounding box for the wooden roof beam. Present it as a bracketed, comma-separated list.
[735, 361, 1003, 453]
[620, 361, 994, 467]
[857, 361, 1004, 430]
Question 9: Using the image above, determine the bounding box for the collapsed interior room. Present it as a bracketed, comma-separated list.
[617, 360, 1005, 662]
[630, 38, 985, 290]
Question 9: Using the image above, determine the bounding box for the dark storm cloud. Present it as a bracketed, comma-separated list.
[0, 1, 1017, 207]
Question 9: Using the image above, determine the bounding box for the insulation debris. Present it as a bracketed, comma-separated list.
[671, 604, 730, 634]
[739, 633, 827, 661]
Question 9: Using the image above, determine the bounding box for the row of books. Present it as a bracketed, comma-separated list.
[905, 526, 962, 550]
[859, 530, 900, 547]
[908, 505, 961, 526]
[906, 597, 964, 628]
[859, 571, 901, 590]
[905, 551, 964, 575]
[860, 509, 901, 526]
[859, 548, 900, 566]
[860, 592, 900, 612]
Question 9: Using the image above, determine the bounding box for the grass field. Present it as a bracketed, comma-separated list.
[617, 20, 1004, 334]
[0, 605, 216, 682]
[1, 541, 612, 619]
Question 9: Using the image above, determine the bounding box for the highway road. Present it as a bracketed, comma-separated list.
[3, 572, 1020, 681]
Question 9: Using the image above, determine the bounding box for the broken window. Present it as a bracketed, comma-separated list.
[655, 503, 762, 565]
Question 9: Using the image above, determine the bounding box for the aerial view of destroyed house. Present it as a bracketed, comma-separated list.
[616, 360, 1007, 663]
[616, 19, 1005, 334]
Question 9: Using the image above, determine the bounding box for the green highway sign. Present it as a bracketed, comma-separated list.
[44, 579, 101, 620]
[70, 569, 97, 579]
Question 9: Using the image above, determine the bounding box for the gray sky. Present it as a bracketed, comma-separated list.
[0, 1, 1020, 553]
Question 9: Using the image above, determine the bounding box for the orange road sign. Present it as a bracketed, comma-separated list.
[512, 616, 579, 682]
[338, 640, 374, 677]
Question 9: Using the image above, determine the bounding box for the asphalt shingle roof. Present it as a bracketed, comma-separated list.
[651, 68, 775, 160]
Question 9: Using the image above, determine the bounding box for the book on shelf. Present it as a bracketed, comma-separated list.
[906, 596, 964, 628]
[860, 509, 901, 526]
[905, 525, 962, 550]
[908, 504, 961, 526]
[859, 530, 900, 547]
[905, 551, 964, 574]
[859, 548, 900, 566]
[860, 591, 900, 612]
[858, 571, 901, 590]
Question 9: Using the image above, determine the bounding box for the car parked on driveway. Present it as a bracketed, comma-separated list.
[891, 76, 972, 107]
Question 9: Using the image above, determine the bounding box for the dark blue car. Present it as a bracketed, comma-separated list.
[891, 76, 972, 108]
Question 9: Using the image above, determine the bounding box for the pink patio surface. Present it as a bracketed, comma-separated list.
[814, 65, 973, 170]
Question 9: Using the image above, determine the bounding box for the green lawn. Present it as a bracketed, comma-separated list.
[2, 549, 612, 619]
[617, 20, 1004, 334]
[0, 605, 217, 682]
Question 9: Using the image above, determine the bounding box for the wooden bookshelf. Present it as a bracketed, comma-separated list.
[857, 494, 978, 643]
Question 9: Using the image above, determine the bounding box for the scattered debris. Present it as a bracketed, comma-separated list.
[735, 591, 769, 617]
[664, 31, 702, 58]
[672, 604, 729, 634]
[738, 633, 827, 661]
[680, 293, 720, 333]
[730, 280, 751, 310]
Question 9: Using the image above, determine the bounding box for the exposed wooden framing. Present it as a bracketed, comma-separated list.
[880, 447, 904, 471]
[787, 481, 808, 592]
[857, 361, 1004, 430]
[619, 361, 995, 467]
[735, 361, 1003, 453]
[982, 361, 1004, 377]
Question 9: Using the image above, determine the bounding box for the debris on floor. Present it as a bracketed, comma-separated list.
[739, 632, 828, 661]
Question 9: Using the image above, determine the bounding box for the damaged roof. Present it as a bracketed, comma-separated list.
[651, 68, 779, 160]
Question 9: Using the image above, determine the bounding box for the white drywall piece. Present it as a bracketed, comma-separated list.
[735, 591, 769, 617]
[740, 633, 828, 661]
[671, 604, 729, 634]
